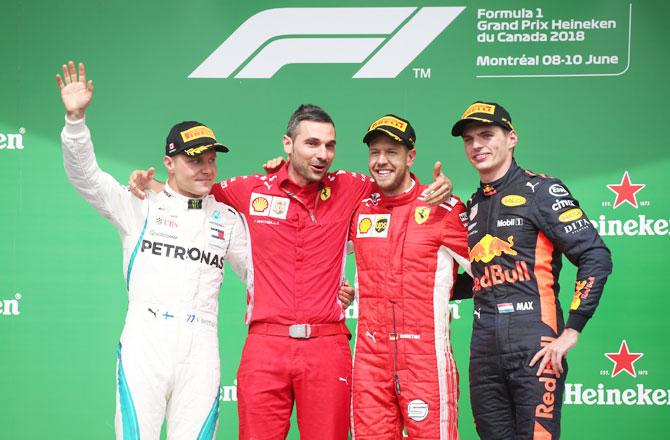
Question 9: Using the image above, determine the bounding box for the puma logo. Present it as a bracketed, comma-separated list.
[526, 181, 540, 192]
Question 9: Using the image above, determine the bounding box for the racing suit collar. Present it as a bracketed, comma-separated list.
[478, 160, 521, 197]
[276, 161, 324, 197]
[163, 182, 207, 210]
[379, 174, 420, 208]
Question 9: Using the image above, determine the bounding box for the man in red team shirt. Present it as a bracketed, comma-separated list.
[130, 105, 452, 439]
[349, 114, 471, 440]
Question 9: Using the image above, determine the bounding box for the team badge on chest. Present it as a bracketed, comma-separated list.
[357, 213, 391, 238]
[414, 206, 430, 224]
[249, 192, 290, 219]
[320, 186, 332, 201]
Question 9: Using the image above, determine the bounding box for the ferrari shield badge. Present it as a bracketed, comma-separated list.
[415, 207, 430, 224]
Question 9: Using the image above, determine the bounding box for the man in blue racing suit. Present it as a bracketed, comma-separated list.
[451, 101, 613, 439]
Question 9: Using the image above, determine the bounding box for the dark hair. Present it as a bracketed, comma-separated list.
[286, 104, 334, 139]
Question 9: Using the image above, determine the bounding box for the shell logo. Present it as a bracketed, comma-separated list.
[358, 217, 373, 234]
[501, 195, 526, 207]
[252, 197, 269, 212]
[559, 208, 583, 223]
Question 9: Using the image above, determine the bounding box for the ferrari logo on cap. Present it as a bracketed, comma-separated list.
[415, 207, 430, 224]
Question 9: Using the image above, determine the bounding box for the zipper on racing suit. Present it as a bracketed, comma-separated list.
[390, 301, 401, 395]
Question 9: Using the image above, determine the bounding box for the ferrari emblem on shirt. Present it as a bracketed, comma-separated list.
[320, 186, 332, 201]
[414, 207, 431, 224]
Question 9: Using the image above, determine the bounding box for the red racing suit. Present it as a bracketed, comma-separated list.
[349, 177, 471, 440]
[210, 163, 374, 439]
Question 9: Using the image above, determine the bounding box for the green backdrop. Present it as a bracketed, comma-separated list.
[1, 0, 667, 438]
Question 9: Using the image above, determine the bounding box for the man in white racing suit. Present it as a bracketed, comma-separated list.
[57, 60, 248, 439]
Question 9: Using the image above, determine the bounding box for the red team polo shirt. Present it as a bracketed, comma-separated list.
[210, 163, 374, 325]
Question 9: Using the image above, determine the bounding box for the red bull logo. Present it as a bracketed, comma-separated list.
[469, 234, 517, 263]
[473, 260, 531, 292]
[535, 336, 559, 421]
[571, 276, 595, 310]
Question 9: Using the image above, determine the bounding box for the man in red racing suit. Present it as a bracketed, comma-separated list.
[349, 114, 472, 439]
[132, 105, 454, 439]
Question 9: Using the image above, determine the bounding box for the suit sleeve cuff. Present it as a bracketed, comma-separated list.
[63, 115, 87, 136]
[566, 313, 589, 333]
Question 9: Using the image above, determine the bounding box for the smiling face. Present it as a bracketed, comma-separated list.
[461, 122, 517, 183]
[164, 149, 217, 197]
[367, 134, 415, 197]
[283, 120, 336, 186]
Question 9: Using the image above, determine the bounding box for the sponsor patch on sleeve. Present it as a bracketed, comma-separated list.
[558, 208, 583, 223]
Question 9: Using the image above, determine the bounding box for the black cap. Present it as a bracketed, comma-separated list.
[451, 101, 514, 137]
[165, 121, 229, 157]
[363, 114, 416, 149]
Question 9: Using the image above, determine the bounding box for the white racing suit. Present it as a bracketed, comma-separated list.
[61, 117, 248, 439]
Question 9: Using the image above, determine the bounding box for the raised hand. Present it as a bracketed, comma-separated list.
[56, 61, 93, 119]
[422, 161, 453, 205]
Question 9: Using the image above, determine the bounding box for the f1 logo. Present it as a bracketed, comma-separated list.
[189, 7, 465, 79]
